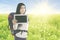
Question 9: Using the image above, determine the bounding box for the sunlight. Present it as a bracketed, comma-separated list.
[27, 0, 60, 16]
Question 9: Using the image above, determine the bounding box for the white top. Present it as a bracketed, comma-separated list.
[13, 23, 28, 38]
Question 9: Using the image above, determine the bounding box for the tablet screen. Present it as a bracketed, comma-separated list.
[15, 15, 27, 23]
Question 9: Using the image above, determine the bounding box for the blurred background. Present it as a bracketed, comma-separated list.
[0, 0, 60, 40]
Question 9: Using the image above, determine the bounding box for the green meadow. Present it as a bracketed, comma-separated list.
[0, 14, 60, 40]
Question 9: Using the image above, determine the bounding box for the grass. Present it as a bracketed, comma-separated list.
[0, 14, 60, 40]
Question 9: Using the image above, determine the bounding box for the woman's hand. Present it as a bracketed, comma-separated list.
[12, 19, 17, 25]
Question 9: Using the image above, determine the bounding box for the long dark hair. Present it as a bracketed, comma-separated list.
[16, 3, 26, 14]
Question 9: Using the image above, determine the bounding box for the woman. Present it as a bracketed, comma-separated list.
[8, 3, 28, 40]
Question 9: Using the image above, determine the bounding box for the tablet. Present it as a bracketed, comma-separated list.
[14, 14, 28, 24]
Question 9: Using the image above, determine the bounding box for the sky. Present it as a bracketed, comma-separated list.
[0, 0, 60, 15]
